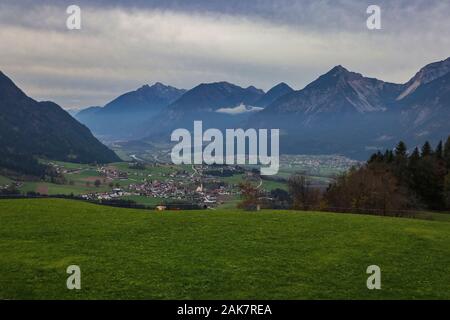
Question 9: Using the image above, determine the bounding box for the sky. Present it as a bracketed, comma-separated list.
[0, 0, 449, 109]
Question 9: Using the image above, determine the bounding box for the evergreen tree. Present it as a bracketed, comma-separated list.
[407, 147, 421, 195]
[444, 136, 450, 168]
[421, 141, 433, 157]
[445, 173, 450, 209]
[435, 141, 443, 159]
[369, 151, 383, 163]
[383, 150, 394, 163]
[395, 141, 407, 158]
[409, 147, 420, 164]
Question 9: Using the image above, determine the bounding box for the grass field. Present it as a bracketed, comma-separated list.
[1, 198, 450, 299]
[121, 195, 168, 206]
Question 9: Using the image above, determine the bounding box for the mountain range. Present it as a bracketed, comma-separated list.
[246, 57, 450, 158]
[0, 71, 120, 175]
[76, 81, 293, 140]
[3, 56, 448, 172]
[82, 56, 447, 160]
[76, 83, 186, 140]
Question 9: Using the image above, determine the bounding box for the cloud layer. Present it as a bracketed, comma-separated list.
[0, 1, 449, 109]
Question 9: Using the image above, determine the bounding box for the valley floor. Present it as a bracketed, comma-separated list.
[1, 198, 450, 299]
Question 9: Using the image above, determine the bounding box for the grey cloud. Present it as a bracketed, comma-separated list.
[0, 1, 449, 108]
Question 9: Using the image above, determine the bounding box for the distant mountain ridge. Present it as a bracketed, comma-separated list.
[0, 71, 120, 175]
[253, 82, 294, 108]
[71, 56, 450, 160]
[397, 57, 450, 100]
[141, 81, 298, 137]
[260, 66, 402, 116]
[75, 82, 186, 140]
[396, 70, 450, 145]
[246, 58, 450, 158]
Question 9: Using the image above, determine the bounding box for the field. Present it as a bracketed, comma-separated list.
[1, 198, 450, 299]
[17, 161, 196, 197]
[9, 160, 291, 208]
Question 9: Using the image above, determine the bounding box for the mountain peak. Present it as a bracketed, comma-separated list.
[139, 84, 151, 90]
[0, 70, 30, 101]
[328, 65, 350, 75]
[271, 82, 293, 91]
[137, 82, 183, 93]
[398, 56, 450, 100]
[151, 82, 171, 89]
[253, 82, 294, 108]
[260, 64, 402, 116]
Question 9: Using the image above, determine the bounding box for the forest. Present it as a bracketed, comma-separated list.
[241, 136, 450, 216]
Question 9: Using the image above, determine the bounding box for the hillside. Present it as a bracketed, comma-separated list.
[396, 71, 450, 145]
[0, 72, 120, 175]
[1, 198, 449, 299]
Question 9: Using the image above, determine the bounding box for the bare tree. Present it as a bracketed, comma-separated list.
[288, 174, 321, 210]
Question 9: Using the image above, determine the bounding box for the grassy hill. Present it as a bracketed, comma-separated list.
[1, 198, 450, 299]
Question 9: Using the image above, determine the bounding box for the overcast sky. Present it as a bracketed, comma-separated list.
[1, 0, 449, 109]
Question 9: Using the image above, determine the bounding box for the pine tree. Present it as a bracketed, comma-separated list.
[407, 147, 421, 194]
[369, 152, 381, 163]
[395, 141, 407, 158]
[435, 141, 443, 159]
[421, 141, 433, 157]
[409, 147, 420, 163]
[444, 136, 450, 168]
[445, 173, 450, 209]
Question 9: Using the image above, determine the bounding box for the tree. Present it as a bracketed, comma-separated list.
[444, 136, 450, 169]
[384, 150, 394, 163]
[237, 182, 261, 211]
[421, 141, 433, 157]
[393, 141, 408, 185]
[413, 151, 446, 209]
[435, 141, 443, 159]
[409, 147, 420, 164]
[325, 164, 410, 216]
[395, 141, 407, 158]
[445, 173, 450, 209]
[288, 175, 320, 210]
[369, 151, 383, 163]
[269, 188, 292, 209]
[407, 147, 421, 192]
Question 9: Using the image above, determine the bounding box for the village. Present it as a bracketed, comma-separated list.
[78, 163, 242, 208]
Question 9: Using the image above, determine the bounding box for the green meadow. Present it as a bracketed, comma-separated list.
[1, 198, 450, 299]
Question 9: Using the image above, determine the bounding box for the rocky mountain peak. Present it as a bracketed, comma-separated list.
[398, 56, 450, 100]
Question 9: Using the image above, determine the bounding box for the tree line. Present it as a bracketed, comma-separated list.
[239, 136, 450, 216]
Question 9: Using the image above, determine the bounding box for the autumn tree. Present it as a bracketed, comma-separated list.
[288, 174, 321, 210]
[325, 164, 410, 216]
[238, 181, 261, 211]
